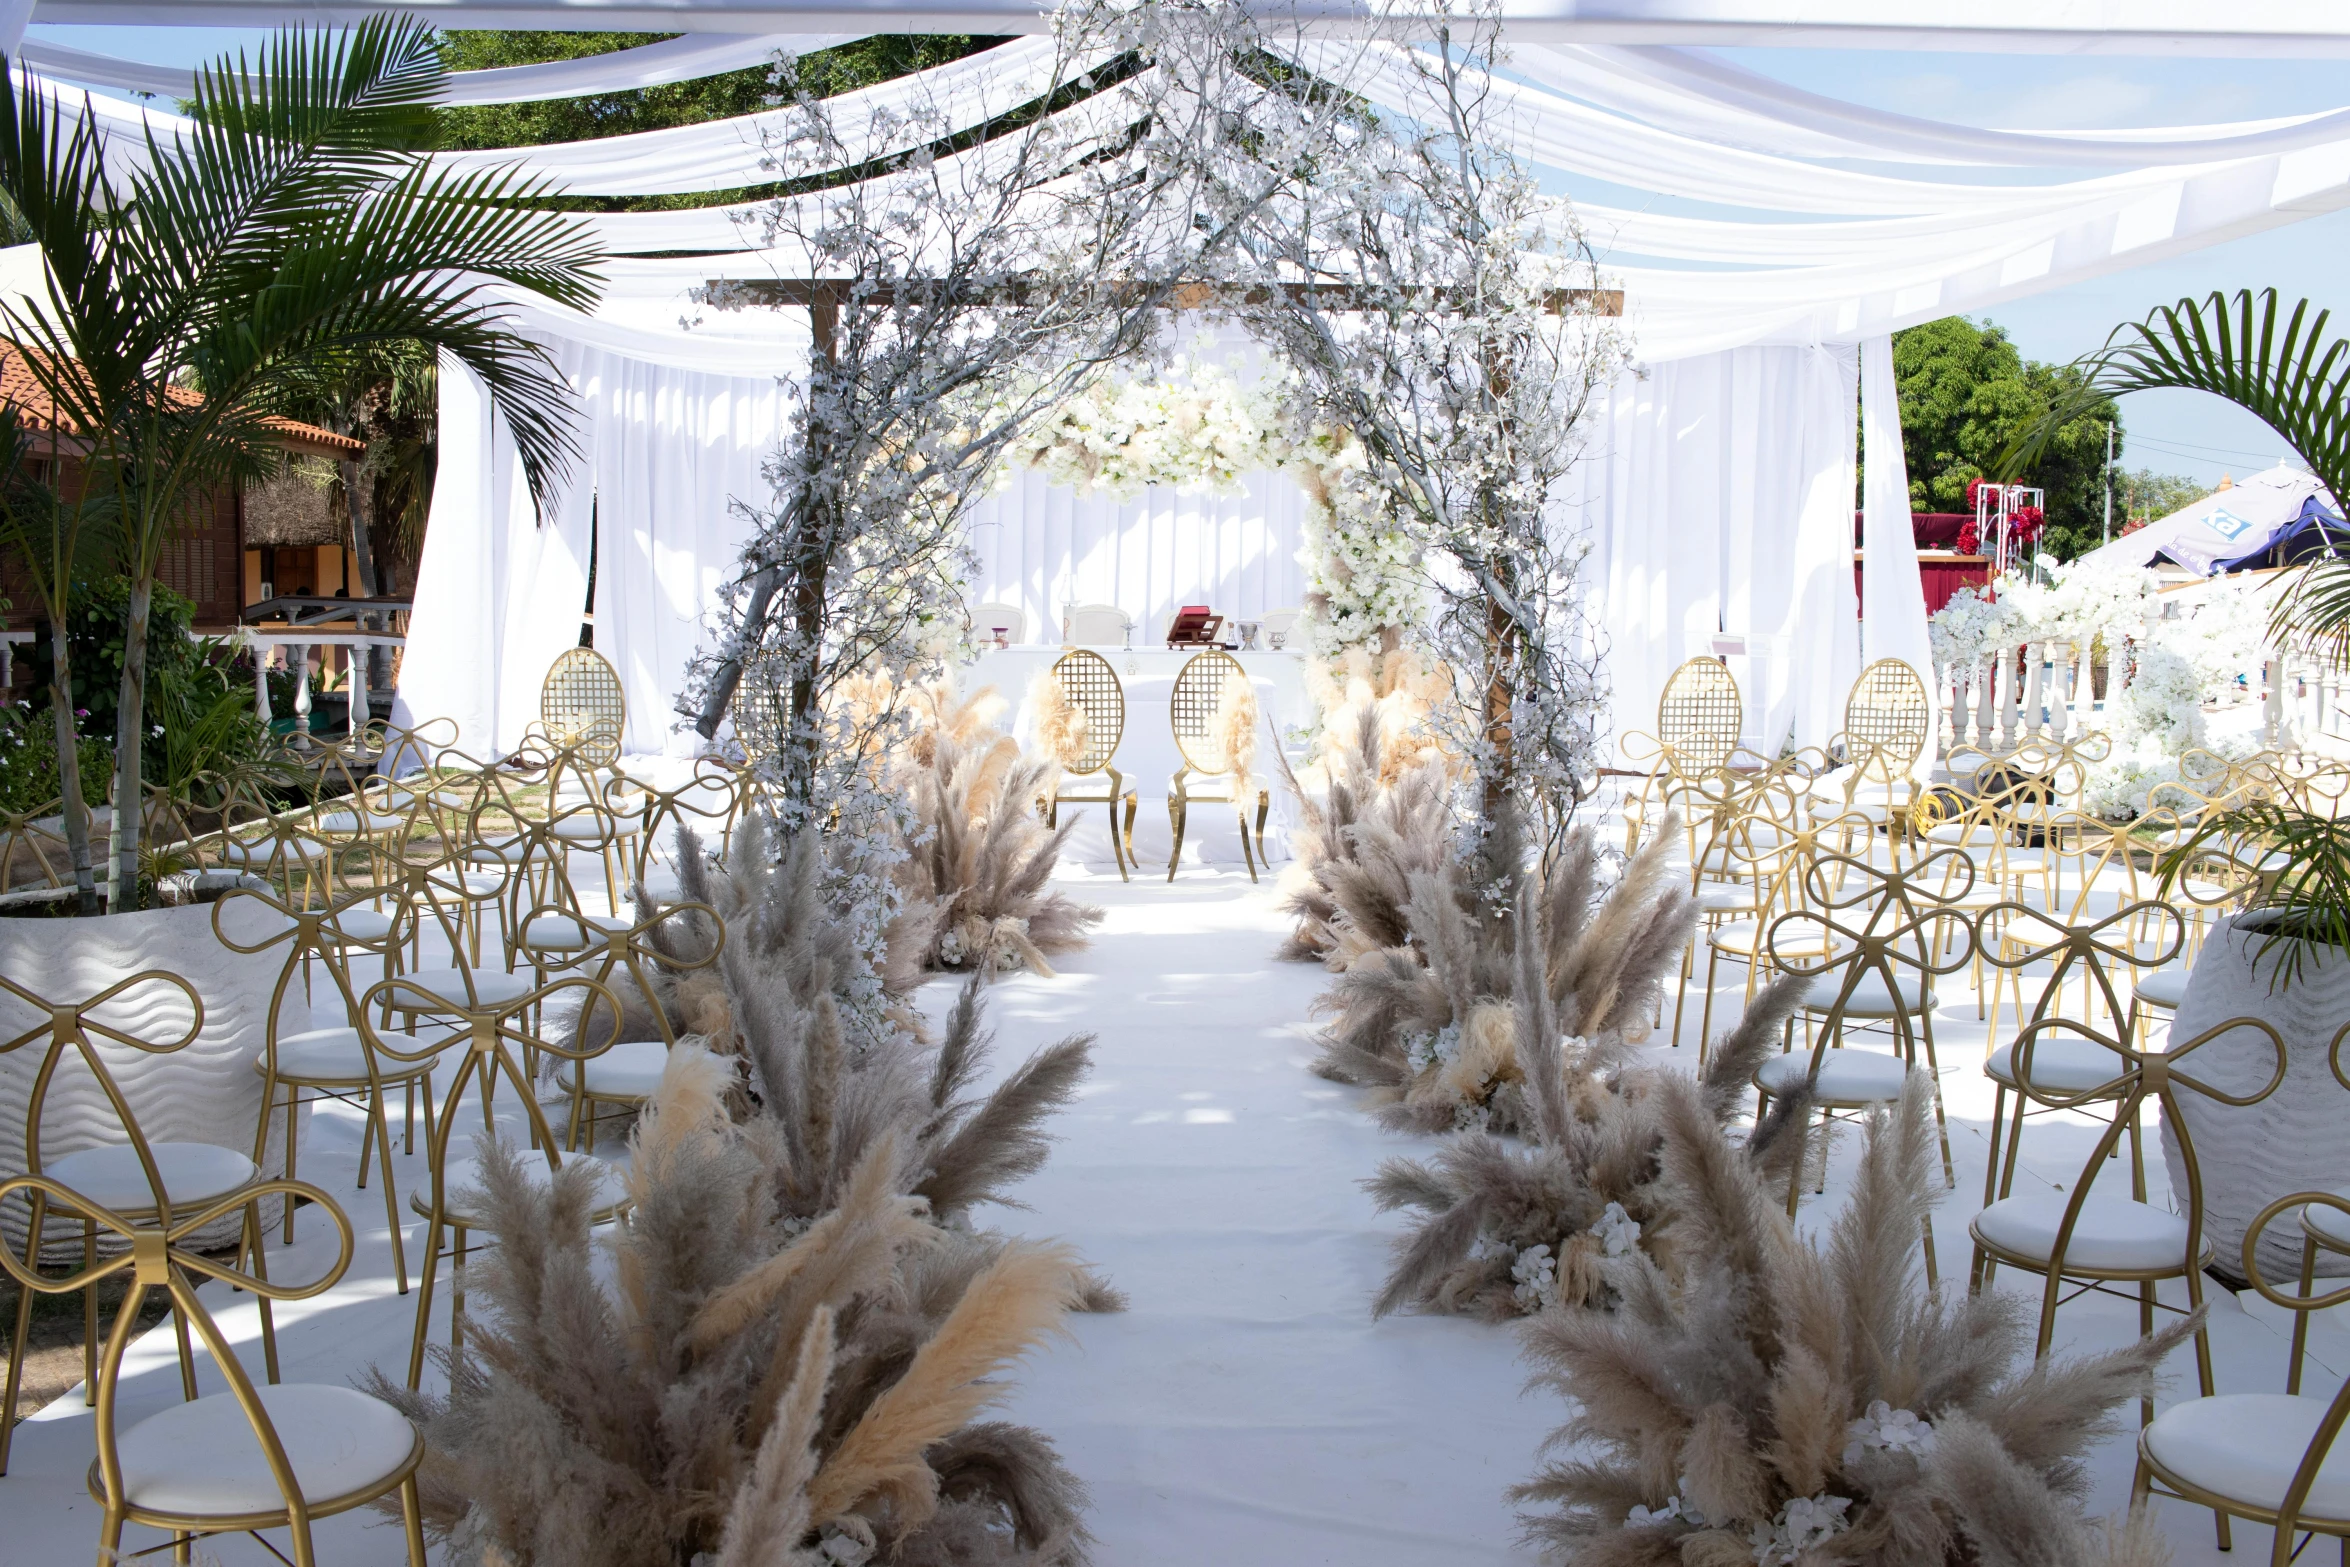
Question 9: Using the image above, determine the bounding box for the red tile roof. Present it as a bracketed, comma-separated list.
[0, 343, 364, 457]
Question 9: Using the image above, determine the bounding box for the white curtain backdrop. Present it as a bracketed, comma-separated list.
[390, 353, 595, 759]
[1859, 334, 1938, 776]
[393, 343, 793, 759]
[1570, 343, 1861, 759]
[566, 342, 792, 755]
[961, 468, 1310, 648]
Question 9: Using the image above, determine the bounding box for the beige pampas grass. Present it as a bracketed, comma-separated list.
[1513, 1073, 2198, 1564]
[1204, 677, 1260, 792]
[1028, 670, 1091, 771]
[806, 1239, 1084, 1529]
[375, 829, 1110, 1566]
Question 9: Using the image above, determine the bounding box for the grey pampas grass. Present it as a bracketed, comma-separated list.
[1512, 1073, 2193, 1566]
[1315, 814, 1695, 1138]
[379, 820, 1116, 1564]
[1276, 702, 1455, 963]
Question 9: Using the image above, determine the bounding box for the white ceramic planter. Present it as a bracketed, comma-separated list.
[0, 900, 296, 1259]
[2161, 914, 2350, 1282]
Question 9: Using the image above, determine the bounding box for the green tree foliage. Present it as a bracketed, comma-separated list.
[436, 32, 1006, 211]
[1890, 315, 2121, 560]
[2114, 466, 2211, 531]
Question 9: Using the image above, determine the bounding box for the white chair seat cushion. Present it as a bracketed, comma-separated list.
[520, 912, 632, 950]
[1925, 820, 1999, 845]
[1695, 883, 1757, 913]
[551, 814, 642, 842]
[383, 966, 532, 1009]
[1755, 1049, 1909, 1103]
[113, 1383, 417, 1516]
[1801, 968, 1934, 1018]
[1708, 920, 1823, 959]
[413, 1148, 631, 1226]
[2133, 967, 2193, 1011]
[1972, 1192, 2194, 1272]
[215, 837, 323, 865]
[44, 1142, 256, 1213]
[315, 808, 409, 835]
[467, 843, 522, 866]
[262, 1027, 429, 1084]
[322, 908, 397, 942]
[1985, 1037, 2126, 1093]
[568, 1040, 669, 1099]
[1053, 775, 1125, 800]
[2303, 1191, 2350, 1250]
[2144, 1394, 2350, 1524]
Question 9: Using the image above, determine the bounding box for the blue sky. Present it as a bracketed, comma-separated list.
[31, 22, 2350, 491]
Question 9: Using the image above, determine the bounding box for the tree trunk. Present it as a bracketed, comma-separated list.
[109, 574, 152, 909]
[44, 620, 98, 916]
[784, 538, 830, 811]
[1480, 584, 1516, 822]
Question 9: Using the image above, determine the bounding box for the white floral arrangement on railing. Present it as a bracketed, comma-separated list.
[1929, 554, 2274, 817]
[999, 358, 1424, 657]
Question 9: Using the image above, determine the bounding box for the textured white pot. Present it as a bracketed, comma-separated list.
[0, 900, 297, 1259]
[2161, 914, 2350, 1283]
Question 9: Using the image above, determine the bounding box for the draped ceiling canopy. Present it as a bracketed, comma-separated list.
[25, 7, 2350, 756]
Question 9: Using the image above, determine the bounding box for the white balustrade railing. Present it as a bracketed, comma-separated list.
[240, 628, 406, 734]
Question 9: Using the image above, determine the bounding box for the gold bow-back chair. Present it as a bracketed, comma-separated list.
[357, 970, 627, 1388]
[2139, 1190, 2350, 1566]
[1974, 899, 2187, 1215]
[1753, 850, 1978, 1276]
[525, 899, 725, 1150]
[0, 1173, 428, 1567]
[1167, 648, 1271, 883]
[1040, 648, 1139, 882]
[211, 887, 437, 1293]
[0, 972, 283, 1474]
[1692, 797, 1870, 1064]
[1970, 1008, 2284, 1452]
[2272, 1023, 2350, 1402]
[629, 756, 752, 900]
[0, 795, 69, 891]
[1666, 769, 1791, 1050]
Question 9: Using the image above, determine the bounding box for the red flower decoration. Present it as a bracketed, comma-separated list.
[1957, 521, 1981, 555]
[2010, 504, 2046, 542]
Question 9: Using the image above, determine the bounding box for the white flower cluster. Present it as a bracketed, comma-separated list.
[1626, 1488, 1704, 1529]
[1509, 1242, 1560, 1312]
[1403, 1020, 1464, 1074]
[1842, 1401, 1937, 1465]
[1590, 1201, 1642, 1258]
[1749, 1494, 1853, 1565]
[1002, 358, 1292, 502]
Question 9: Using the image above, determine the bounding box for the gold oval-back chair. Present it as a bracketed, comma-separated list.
[1167, 648, 1271, 883]
[540, 648, 626, 770]
[1659, 656, 1744, 778]
[1827, 657, 1932, 856]
[1041, 649, 1138, 882]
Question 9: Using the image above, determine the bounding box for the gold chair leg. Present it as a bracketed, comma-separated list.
[1124, 791, 1139, 870]
[1166, 794, 1186, 882]
[1106, 795, 1129, 882]
[1236, 802, 1258, 883]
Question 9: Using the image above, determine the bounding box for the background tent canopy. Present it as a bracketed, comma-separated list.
[2079, 462, 2340, 576]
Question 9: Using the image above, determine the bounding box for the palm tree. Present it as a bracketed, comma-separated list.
[0, 19, 602, 907]
[2013, 288, 2350, 658]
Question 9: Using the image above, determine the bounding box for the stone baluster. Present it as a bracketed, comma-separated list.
[1974, 652, 1996, 753]
[253, 642, 272, 726]
[348, 637, 371, 735]
[293, 645, 313, 735]
[2019, 641, 2045, 744]
[2047, 640, 2072, 743]
[1995, 644, 2019, 750]
[2265, 655, 2286, 749]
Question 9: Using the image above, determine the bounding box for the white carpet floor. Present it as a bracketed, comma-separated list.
[6, 860, 2343, 1564]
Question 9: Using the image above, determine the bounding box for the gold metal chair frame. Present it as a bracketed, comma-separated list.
[1973, 899, 2186, 1214]
[540, 646, 627, 769]
[357, 969, 626, 1388]
[1166, 648, 1270, 883]
[2276, 1023, 2350, 1399]
[2136, 1190, 2350, 1563]
[0, 1173, 427, 1567]
[212, 887, 437, 1295]
[1970, 1009, 2284, 1431]
[1042, 648, 1138, 882]
[0, 969, 285, 1476]
[525, 899, 725, 1150]
[1656, 655, 1744, 777]
[1756, 849, 1979, 1283]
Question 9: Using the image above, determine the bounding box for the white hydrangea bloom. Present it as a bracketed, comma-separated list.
[1590, 1201, 1642, 1258]
[1749, 1494, 1852, 1565]
[1842, 1400, 1937, 1464]
[1510, 1243, 1559, 1312]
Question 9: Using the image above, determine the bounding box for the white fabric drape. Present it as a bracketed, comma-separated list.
[20, 33, 865, 104]
[1570, 344, 1860, 758]
[391, 353, 594, 760]
[1859, 335, 1937, 777]
[961, 468, 1309, 649]
[565, 342, 792, 755]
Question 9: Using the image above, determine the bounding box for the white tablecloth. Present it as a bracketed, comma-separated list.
[964, 645, 1312, 875]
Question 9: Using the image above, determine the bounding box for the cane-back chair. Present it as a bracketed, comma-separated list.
[528, 899, 725, 1150]
[1040, 648, 1138, 881]
[1167, 649, 1270, 882]
[540, 647, 627, 769]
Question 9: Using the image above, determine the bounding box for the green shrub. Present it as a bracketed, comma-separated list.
[0, 705, 111, 817]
